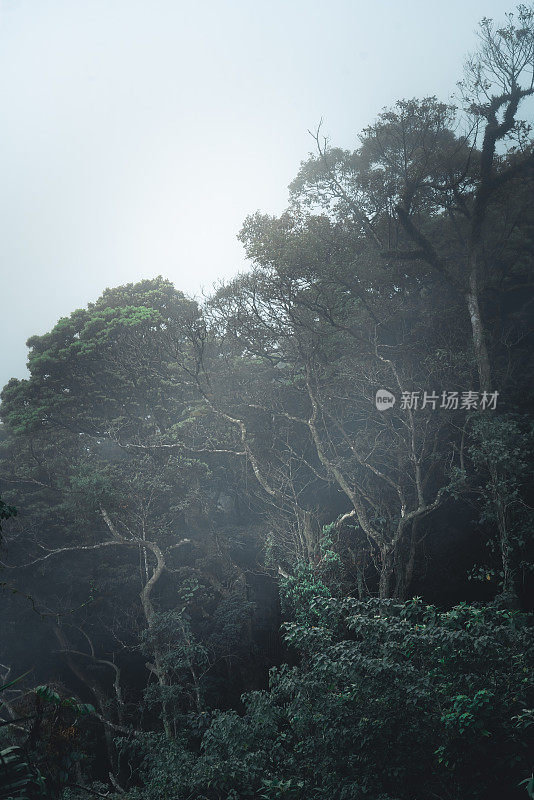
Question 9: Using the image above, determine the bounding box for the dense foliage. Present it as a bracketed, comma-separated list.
[1, 6, 534, 799]
[119, 595, 534, 800]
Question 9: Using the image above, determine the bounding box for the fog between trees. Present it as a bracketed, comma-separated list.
[1, 6, 534, 800]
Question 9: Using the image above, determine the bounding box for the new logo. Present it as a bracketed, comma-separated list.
[375, 389, 396, 410]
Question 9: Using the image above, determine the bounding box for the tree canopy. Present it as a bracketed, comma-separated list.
[1, 6, 533, 800]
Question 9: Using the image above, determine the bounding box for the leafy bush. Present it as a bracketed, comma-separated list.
[119, 596, 533, 800]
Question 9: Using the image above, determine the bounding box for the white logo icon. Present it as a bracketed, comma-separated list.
[375, 389, 396, 410]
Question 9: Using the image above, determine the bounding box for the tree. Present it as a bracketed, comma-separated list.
[201, 235, 465, 598]
[464, 413, 534, 603]
[0, 278, 258, 760]
[289, 6, 534, 393]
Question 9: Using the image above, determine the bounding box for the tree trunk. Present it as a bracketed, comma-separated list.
[394, 519, 419, 600]
[466, 263, 492, 393]
[490, 469, 518, 607]
[379, 549, 393, 599]
[140, 565, 173, 740]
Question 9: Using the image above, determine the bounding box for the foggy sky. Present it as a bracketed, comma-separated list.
[0, 0, 514, 390]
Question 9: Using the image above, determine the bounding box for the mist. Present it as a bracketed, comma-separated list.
[0, 0, 510, 388]
[1, 3, 533, 800]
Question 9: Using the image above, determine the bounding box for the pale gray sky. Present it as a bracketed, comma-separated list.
[0, 0, 514, 388]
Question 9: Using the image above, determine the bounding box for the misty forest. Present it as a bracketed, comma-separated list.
[1, 6, 534, 800]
